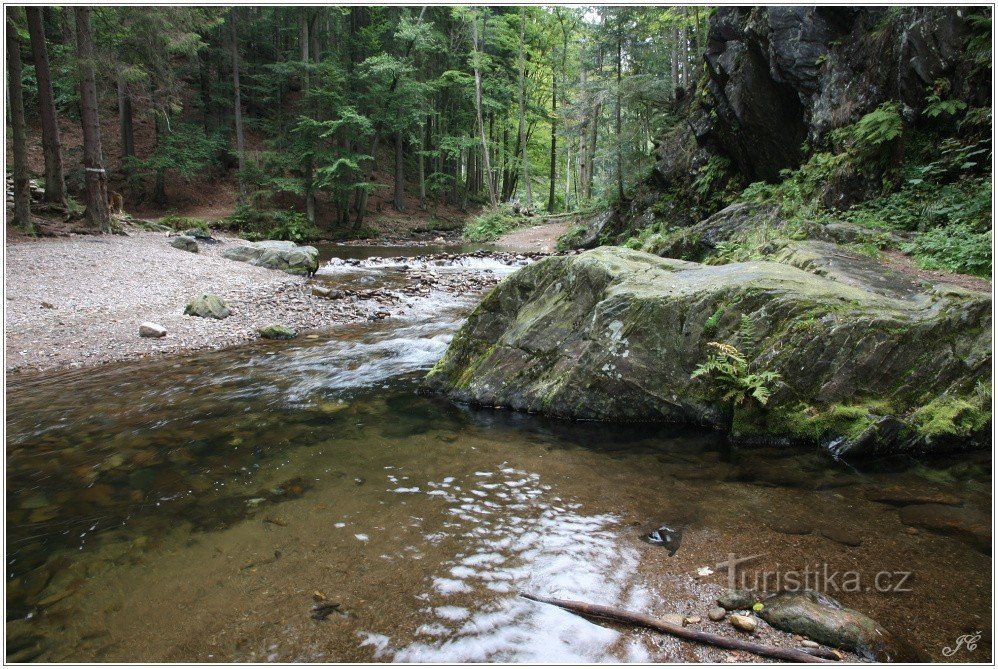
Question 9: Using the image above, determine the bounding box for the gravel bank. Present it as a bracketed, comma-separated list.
[5, 231, 374, 374]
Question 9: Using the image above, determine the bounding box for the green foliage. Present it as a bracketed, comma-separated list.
[911, 394, 991, 439]
[829, 102, 903, 160]
[903, 223, 992, 277]
[690, 341, 781, 407]
[225, 205, 319, 242]
[463, 205, 526, 241]
[159, 215, 211, 232]
[124, 124, 225, 184]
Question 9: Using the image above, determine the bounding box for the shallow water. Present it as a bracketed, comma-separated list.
[5, 249, 993, 662]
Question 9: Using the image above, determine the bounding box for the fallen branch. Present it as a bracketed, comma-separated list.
[520, 593, 836, 663]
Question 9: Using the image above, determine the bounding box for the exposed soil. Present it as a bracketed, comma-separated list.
[882, 249, 992, 293]
[493, 220, 573, 254]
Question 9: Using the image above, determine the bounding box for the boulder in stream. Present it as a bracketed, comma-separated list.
[425, 247, 990, 458]
[221, 240, 319, 276]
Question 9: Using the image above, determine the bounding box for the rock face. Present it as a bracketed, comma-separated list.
[138, 322, 167, 338]
[258, 324, 297, 340]
[221, 240, 319, 276]
[425, 247, 990, 457]
[169, 235, 199, 253]
[699, 7, 985, 183]
[184, 293, 231, 320]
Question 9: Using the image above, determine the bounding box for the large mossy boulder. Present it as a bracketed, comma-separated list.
[221, 240, 319, 276]
[425, 247, 990, 458]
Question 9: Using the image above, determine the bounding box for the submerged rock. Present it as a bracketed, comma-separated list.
[753, 589, 918, 662]
[898, 503, 990, 553]
[221, 240, 319, 275]
[184, 293, 231, 320]
[425, 247, 990, 457]
[644, 524, 684, 556]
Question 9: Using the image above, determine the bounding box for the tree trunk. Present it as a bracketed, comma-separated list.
[116, 65, 135, 171]
[25, 7, 65, 205]
[74, 7, 110, 233]
[471, 14, 497, 208]
[300, 12, 315, 224]
[230, 8, 246, 203]
[517, 11, 533, 208]
[7, 11, 32, 231]
[615, 26, 624, 202]
[547, 70, 557, 213]
[671, 25, 680, 99]
[393, 130, 404, 211]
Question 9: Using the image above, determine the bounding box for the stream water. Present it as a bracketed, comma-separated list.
[5, 247, 992, 662]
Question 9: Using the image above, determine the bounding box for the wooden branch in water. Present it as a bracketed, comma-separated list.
[519, 593, 836, 663]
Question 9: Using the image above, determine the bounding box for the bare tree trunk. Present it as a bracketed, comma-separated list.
[517, 8, 532, 209]
[300, 12, 315, 224]
[393, 130, 404, 211]
[7, 11, 32, 231]
[471, 13, 497, 208]
[671, 24, 680, 99]
[231, 8, 246, 203]
[74, 7, 110, 232]
[116, 65, 135, 170]
[547, 69, 557, 213]
[615, 26, 624, 202]
[25, 7, 65, 205]
[418, 118, 427, 209]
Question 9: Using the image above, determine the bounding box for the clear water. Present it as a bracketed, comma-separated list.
[5, 250, 992, 662]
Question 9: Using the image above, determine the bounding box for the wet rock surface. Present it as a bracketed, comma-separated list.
[426, 246, 991, 457]
[184, 293, 231, 320]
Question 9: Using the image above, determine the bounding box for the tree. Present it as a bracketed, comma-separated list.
[25, 7, 66, 205]
[516, 8, 532, 209]
[470, 10, 497, 207]
[231, 7, 246, 202]
[6, 9, 32, 232]
[74, 7, 111, 232]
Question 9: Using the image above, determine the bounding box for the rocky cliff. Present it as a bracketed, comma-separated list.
[426, 247, 991, 458]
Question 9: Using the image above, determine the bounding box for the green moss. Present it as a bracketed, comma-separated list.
[733, 402, 889, 444]
[703, 305, 725, 335]
[911, 395, 991, 438]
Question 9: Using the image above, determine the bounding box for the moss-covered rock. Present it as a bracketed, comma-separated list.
[184, 293, 231, 320]
[258, 324, 297, 340]
[221, 240, 319, 275]
[425, 247, 991, 457]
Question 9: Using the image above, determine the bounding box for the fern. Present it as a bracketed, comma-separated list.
[690, 341, 781, 407]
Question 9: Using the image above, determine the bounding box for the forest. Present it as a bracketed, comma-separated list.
[6, 5, 708, 240]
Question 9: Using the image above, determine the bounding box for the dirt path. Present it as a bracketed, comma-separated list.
[493, 220, 572, 253]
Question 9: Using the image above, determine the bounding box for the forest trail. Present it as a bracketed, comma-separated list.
[494, 220, 572, 253]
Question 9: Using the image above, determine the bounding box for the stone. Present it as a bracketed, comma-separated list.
[684, 616, 701, 625]
[898, 504, 990, 553]
[718, 589, 758, 611]
[708, 607, 727, 621]
[312, 285, 332, 298]
[425, 247, 990, 458]
[221, 240, 319, 275]
[766, 517, 814, 536]
[817, 525, 863, 547]
[659, 613, 686, 627]
[258, 324, 297, 340]
[169, 235, 198, 253]
[729, 614, 757, 633]
[138, 322, 167, 338]
[801, 640, 819, 649]
[755, 589, 918, 662]
[184, 293, 231, 320]
[865, 485, 963, 507]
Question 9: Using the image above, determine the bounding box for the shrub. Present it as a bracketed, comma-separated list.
[903, 223, 992, 277]
[463, 205, 524, 242]
[226, 205, 319, 242]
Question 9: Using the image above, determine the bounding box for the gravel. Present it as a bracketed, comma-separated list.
[5, 231, 373, 374]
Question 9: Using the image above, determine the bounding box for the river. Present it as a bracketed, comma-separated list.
[5, 245, 992, 662]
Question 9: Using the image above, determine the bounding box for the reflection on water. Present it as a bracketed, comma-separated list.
[5, 252, 993, 663]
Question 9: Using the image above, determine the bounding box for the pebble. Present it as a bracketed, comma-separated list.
[708, 607, 727, 621]
[729, 614, 757, 633]
[659, 613, 686, 627]
[139, 322, 168, 338]
[684, 616, 701, 625]
[801, 640, 819, 648]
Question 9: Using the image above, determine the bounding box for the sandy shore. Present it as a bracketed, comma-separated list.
[4, 231, 376, 375]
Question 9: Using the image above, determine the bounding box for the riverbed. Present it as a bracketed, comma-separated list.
[5, 246, 992, 662]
